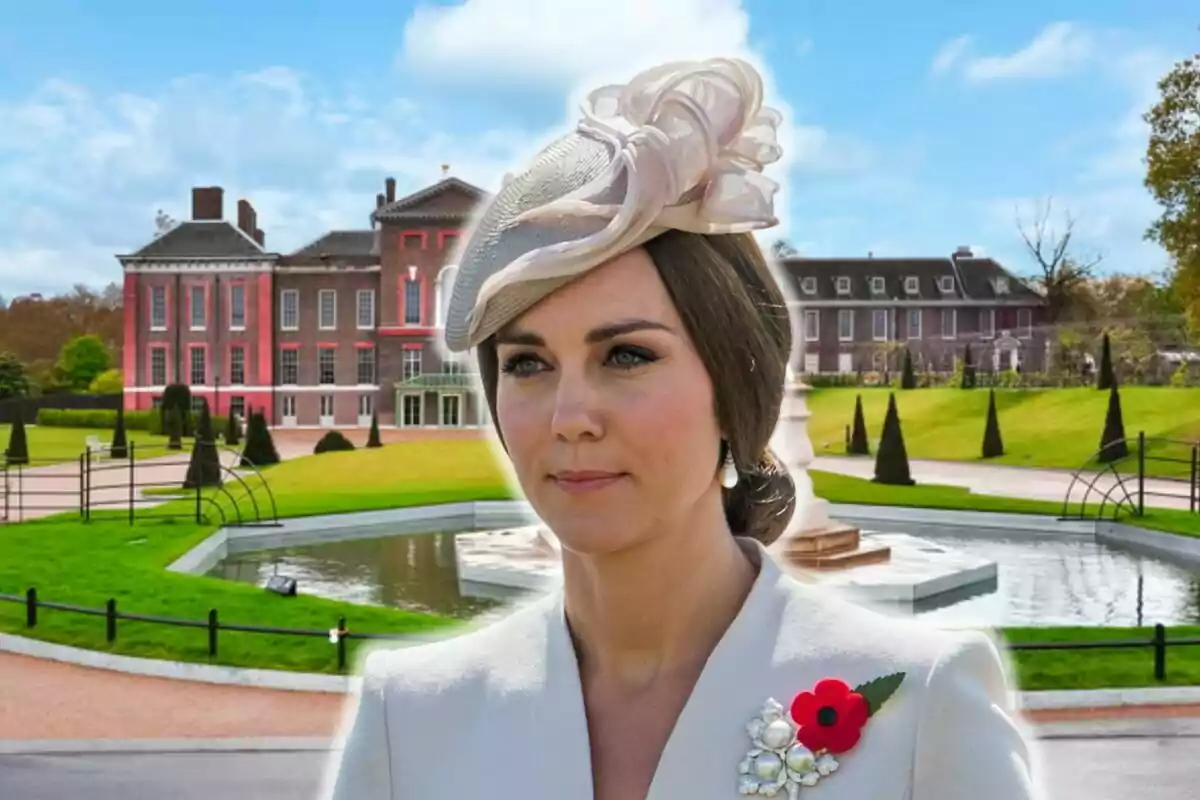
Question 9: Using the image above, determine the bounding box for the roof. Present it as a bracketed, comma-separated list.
[394, 372, 476, 391]
[371, 177, 488, 223]
[781, 254, 1041, 302]
[120, 221, 269, 260]
[284, 230, 377, 262]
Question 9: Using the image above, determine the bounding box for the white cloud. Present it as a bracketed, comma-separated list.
[931, 35, 972, 75]
[962, 22, 1093, 81]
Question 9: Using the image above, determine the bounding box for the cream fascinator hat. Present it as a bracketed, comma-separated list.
[443, 57, 785, 353]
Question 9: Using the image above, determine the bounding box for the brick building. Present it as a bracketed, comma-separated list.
[780, 249, 1048, 376]
[118, 174, 491, 428]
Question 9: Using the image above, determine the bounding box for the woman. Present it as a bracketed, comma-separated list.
[321, 58, 1043, 799]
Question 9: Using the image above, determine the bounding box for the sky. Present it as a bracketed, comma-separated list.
[0, 0, 1194, 297]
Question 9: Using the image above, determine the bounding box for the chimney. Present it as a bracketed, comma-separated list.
[192, 187, 224, 220]
[954, 245, 973, 259]
[376, 193, 385, 209]
[385, 177, 396, 203]
[237, 199, 255, 237]
[253, 228, 265, 247]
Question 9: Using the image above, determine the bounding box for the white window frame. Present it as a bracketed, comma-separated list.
[229, 345, 246, 385]
[403, 349, 422, 380]
[318, 347, 336, 385]
[280, 289, 299, 331]
[801, 277, 817, 295]
[870, 276, 885, 295]
[837, 309, 854, 342]
[229, 284, 246, 331]
[941, 308, 957, 340]
[357, 394, 374, 418]
[400, 393, 423, 427]
[189, 285, 206, 331]
[319, 289, 337, 331]
[150, 286, 167, 331]
[835, 276, 851, 296]
[939, 276, 955, 294]
[189, 347, 206, 385]
[872, 309, 888, 341]
[907, 309, 922, 340]
[319, 394, 335, 427]
[403, 279, 421, 325]
[1018, 307, 1032, 339]
[439, 393, 463, 427]
[279, 349, 299, 386]
[803, 309, 819, 342]
[904, 276, 919, 295]
[980, 308, 995, 339]
[150, 347, 167, 386]
[356, 347, 376, 385]
[356, 289, 375, 330]
[281, 395, 297, 426]
[993, 277, 1009, 295]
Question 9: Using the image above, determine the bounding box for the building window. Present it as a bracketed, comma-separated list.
[189, 286, 206, 330]
[358, 394, 374, 418]
[872, 309, 888, 341]
[191, 396, 207, 415]
[870, 277, 885, 295]
[280, 290, 299, 330]
[401, 394, 422, 426]
[907, 309, 922, 340]
[320, 395, 334, 418]
[280, 349, 299, 385]
[939, 276, 955, 294]
[150, 286, 167, 330]
[904, 276, 919, 295]
[319, 347, 336, 384]
[404, 279, 421, 325]
[229, 284, 246, 329]
[837, 309, 854, 342]
[993, 277, 1010, 295]
[1018, 307, 1032, 339]
[403, 349, 422, 380]
[443, 359, 462, 375]
[357, 347, 376, 384]
[441, 394, 461, 427]
[230, 346, 245, 385]
[319, 289, 337, 330]
[801, 277, 817, 295]
[981, 309, 995, 339]
[835, 276, 851, 296]
[150, 347, 167, 386]
[229, 396, 245, 422]
[941, 308, 957, 339]
[281, 395, 296, 419]
[189, 347, 206, 385]
[803, 310, 819, 342]
[357, 289, 375, 329]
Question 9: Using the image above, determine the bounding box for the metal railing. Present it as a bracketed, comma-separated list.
[1061, 431, 1199, 521]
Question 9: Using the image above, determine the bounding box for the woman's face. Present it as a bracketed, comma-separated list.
[494, 247, 724, 556]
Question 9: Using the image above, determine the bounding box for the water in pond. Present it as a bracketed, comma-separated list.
[207, 527, 1200, 628]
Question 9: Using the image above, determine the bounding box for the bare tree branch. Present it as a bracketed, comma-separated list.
[1015, 197, 1104, 323]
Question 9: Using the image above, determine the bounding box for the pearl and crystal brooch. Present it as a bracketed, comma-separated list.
[737, 673, 906, 797]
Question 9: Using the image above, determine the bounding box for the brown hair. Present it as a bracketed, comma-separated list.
[476, 230, 796, 545]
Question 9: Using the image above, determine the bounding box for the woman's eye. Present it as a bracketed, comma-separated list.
[607, 345, 657, 370]
[499, 353, 545, 376]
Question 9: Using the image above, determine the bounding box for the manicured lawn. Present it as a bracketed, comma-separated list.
[1003, 626, 1200, 690]
[807, 387, 1200, 477]
[1, 424, 171, 466]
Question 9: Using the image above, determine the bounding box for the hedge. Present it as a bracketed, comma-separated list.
[35, 408, 231, 442]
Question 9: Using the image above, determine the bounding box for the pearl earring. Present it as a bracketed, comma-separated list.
[719, 445, 739, 489]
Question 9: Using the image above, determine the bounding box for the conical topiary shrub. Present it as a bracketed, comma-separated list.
[848, 394, 870, 455]
[111, 403, 129, 459]
[1097, 384, 1129, 463]
[165, 406, 183, 450]
[225, 410, 240, 447]
[962, 343, 976, 389]
[5, 411, 29, 465]
[366, 410, 382, 448]
[183, 402, 223, 489]
[873, 393, 915, 485]
[240, 409, 280, 468]
[901, 350, 916, 389]
[1097, 332, 1116, 390]
[981, 388, 1004, 458]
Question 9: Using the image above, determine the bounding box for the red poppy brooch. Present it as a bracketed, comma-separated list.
[737, 672, 906, 797]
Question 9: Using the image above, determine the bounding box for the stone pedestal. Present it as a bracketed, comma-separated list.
[768, 368, 831, 536]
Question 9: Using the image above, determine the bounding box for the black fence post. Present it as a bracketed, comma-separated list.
[1191, 445, 1198, 514]
[208, 609, 218, 657]
[25, 588, 36, 627]
[1153, 623, 1166, 681]
[17, 461, 22, 523]
[129, 440, 136, 525]
[106, 598, 117, 643]
[84, 447, 91, 522]
[195, 455, 202, 524]
[78, 453, 84, 519]
[1137, 431, 1145, 517]
[337, 615, 347, 672]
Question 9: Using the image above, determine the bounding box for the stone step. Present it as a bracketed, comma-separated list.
[789, 544, 893, 571]
[784, 524, 861, 555]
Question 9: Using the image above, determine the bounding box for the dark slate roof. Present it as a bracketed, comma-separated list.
[121, 221, 269, 260]
[285, 230, 377, 261]
[371, 177, 488, 223]
[781, 254, 1041, 302]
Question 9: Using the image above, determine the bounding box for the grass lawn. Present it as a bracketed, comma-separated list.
[3, 438, 1200, 687]
[1, 424, 171, 466]
[807, 387, 1200, 477]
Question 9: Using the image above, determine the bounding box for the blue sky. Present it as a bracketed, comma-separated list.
[0, 0, 1194, 297]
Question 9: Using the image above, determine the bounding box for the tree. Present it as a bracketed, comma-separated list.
[88, 368, 124, 394]
[366, 411, 383, 448]
[111, 403, 129, 459]
[1097, 384, 1129, 463]
[900, 350, 916, 389]
[240, 410, 280, 468]
[1016, 197, 1103, 324]
[183, 402, 222, 489]
[0, 352, 30, 399]
[4, 411, 29, 465]
[225, 410, 241, 447]
[55, 334, 114, 391]
[961, 343, 976, 389]
[873, 394, 915, 485]
[981, 389, 1004, 458]
[1144, 52, 1200, 332]
[770, 239, 800, 259]
[1097, 332, 1116, 389]
[165, 406, 184, 450]
[848, 395, 870, 455]
[161, 384, 193, 437]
